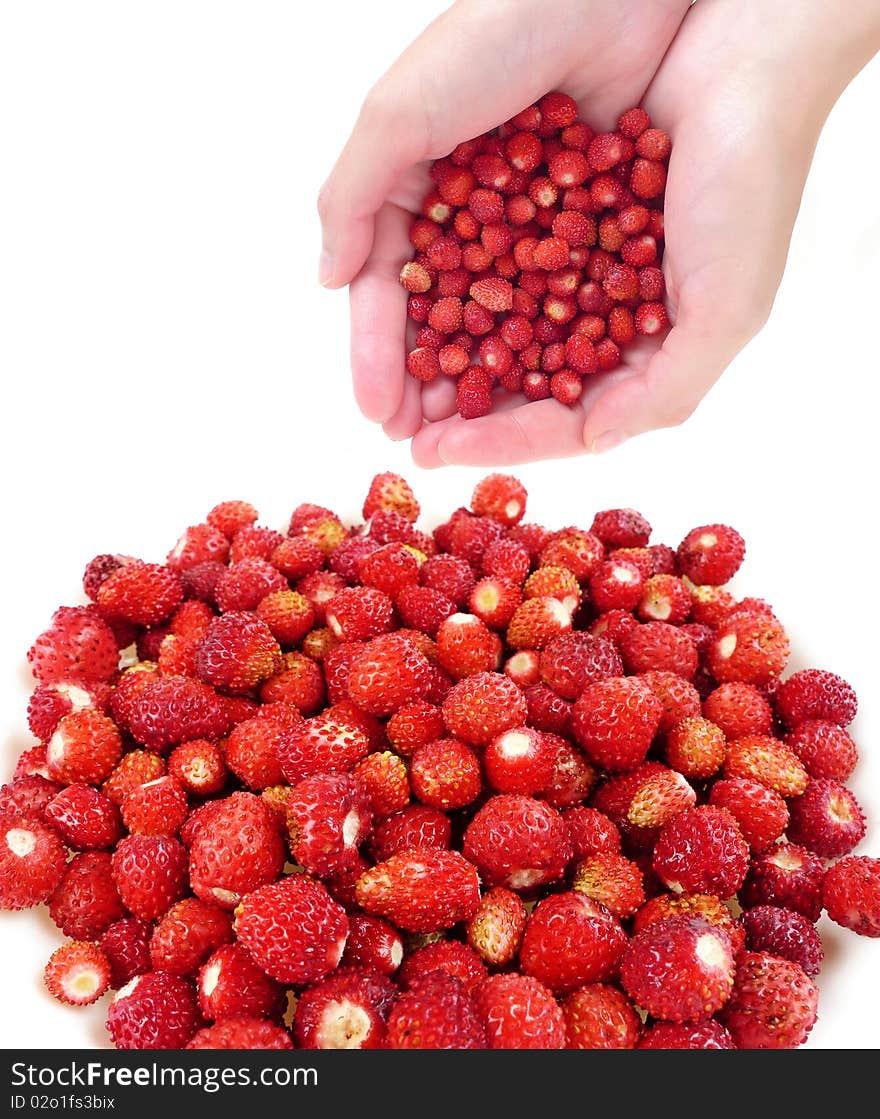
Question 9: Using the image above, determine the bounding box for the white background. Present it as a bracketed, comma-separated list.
[1, 1, 878, 1049]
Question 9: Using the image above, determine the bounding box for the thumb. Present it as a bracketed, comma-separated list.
[582, 285, 768, 452]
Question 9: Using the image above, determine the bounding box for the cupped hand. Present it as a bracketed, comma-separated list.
[317, 0, 847, 466]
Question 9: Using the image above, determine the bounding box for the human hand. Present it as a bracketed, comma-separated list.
[318, 0, 879, 466]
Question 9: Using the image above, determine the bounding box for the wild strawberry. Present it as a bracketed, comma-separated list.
[469, 576, 522, 629]
[107, 971, 202, 1049]
[294, 967, 396, 1050]
[398, 940, 488, 996]
[475, 973, 566, 1049]
[234, 875, 348, 985]
[196, 942, 284, 1021]
[344, 633, 433, 717]
[422, 554, 476, 607]
[561, 984, 640, 1049]
[396, 583, 458, 635]
[127, 675, 230, 750]
[823, 856, 880, 937]
[465, 886, 527, 968]
[720, 951, 818, 1049]
[702, 682, 774, 739]
[523, 682, 572, 736]
[540, 733, 597, 808]
[787, 778, 865, 858]
[482, 726, 551, 795]
[740, 842, 825, 921]
[45, 784, 122, 849]
[573, 852, 645, 918]
[442, 671, 528, 746]
[723, 734, 808, 797]
[620, 621, 697, 679]
[665, 716, 727, 778]
[676, 524, 745, 585]
[229, 525, 284, 563]
[743, 906, 823, 977]
[411, 738, 482, 810]
[356, 847, 480, 933]
[637, 574, 691, 624]
[587, 557, 644, 613]
[260, 650, 326, 714]
[436, 613, 500, 680]
[627, 769, 696, 828]
[634, 892, 745, 954]
[120, 775, 188, 836]
[96, 562, 182, 626]
[506, 596, 572, 650]
[27, 608, 119, 684]
[572, 676, 663, 772]
[48, 849, 125, 939]
[386, 700, 445, 758]
[463, 794, 571, 891]
[111, 834, 187, 921]
[521, 891, 626, 993]
[44, 939, 110, 1007]
[28, 679, 111, 742]
[785, 719, 858, 781]
[325, 586, 394, 643]
[286, 772, 372, 876]
[100, 917, 152, 988]
[188, 1016, 292, 1049]
[386, 972, 486, 1050]
[341, 914, 404, 975]
[0, 812, 67, 911]
[653, 806, 749, 899]
[369, 805, 451, 862]
[149, 897, 233, 978]
[776, 668, 858, 727]
[707, 608, 790, 685]
[0, 775, 61, 820]
[638, 1021, 735, 1050]
[194, 611, 282, 695]
[564, 807, 621, 860]
[188, 792, 284, 909]
[709, 777, 789, 852]
[351, 751, 409, 817]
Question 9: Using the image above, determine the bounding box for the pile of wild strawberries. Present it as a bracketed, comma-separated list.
[1, 472, 878, 1050]
[400, 92, 671, 418]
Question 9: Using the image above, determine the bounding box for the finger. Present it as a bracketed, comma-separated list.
[318, 1, 589, 288]
[421, 376, 458, 423]
[382, 374, 424, 441]
[411, 396, 591, 469]
[348, 203, 413, 424]
[580, 289, 755, 452]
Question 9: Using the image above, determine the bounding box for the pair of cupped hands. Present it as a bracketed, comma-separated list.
[317, 0, 876, 467]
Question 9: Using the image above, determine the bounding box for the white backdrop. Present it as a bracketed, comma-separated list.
[0, 1, 878, 1049]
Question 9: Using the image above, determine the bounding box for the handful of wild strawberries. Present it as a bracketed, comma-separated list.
[400, 92, 671, 418]
[1, 472, 878, 1049]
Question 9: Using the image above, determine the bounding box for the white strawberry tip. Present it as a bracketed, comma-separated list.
[695, 931, 729, 971]
[320, 999, 373, 1049]
[5, 828, 36, 858]
[62, 964, 105, 1004]
[200, 962, 220, 998]
[497, 730, 532, 759]
[342, 810, 362, 847]
[717, 633, 737, 660]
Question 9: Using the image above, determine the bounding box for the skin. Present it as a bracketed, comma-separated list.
[318, 0, 880, 467]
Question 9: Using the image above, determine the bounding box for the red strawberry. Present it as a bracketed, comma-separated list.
[571, 676, 663, 772]
[463, 794, 572, 891]
[466, 886, 528, 967]
[46, 709, 122, 785]
[564, 807, 621, 860]
[475, 973, 566, 1049]
[45, 784, 122, 849]
[363, 472, 420, 522]
[411, 738, 482, 810]
[520, 891, 627, 993]
[436, 613, 501, 679]
[149, 898, 233, 977]
[369, 805, 451, 862]
[775, 668, 858, 727]
[188, 1016, 292, 1049]
[295, 966, 396, 1049]
[127, 675, 230, 751]
[341, 914, 404, 975]
[28, 607, 121, 688]
[723, 734, 808, 797]
[0, 812, 67, 910]
[676, 524, 745, 585]
[719, 951, 818, 1049]
[573, 852, 645, 918]
[665, 716, 727, 779]
[539, 632, 622, 700]
[197, 942, 284, 1021]
[276, 706, 370, 783]
[188, 792, 284, 909]
[653, 806, 749, 899]
[194, 611, 282, 694]
[563, 984, 641, 1049]
[345, 633, 433, 716]
[386, 972, 486, 1050]
[442, 671, 528, 746]
[620, 621, 698, 680]
[822, 856, 880, 937]
[121, 775, 188, 836]
[49, 851, 125, 938]
[709, 777, 789, 852]
[785, 720, 858, 781]
[706, 608, 790, 685]
[398, 940, 488, 995]
[97, 562, 183, 626]
[287, 772, 372, 876]
[100, 917, 152, 988]
[107, 971, 202, 1049]
[355, 847, 480, 932]
[352, 751, 410, 817]
[235, 875, 349, 985]
[786, 778, 866, 858]
[742, 905, 824, 977]
[740, 842, 825, 921]
[28, 679, 112, 742]
[111, 834, 187, 921]
[622, 916, 735, 1023]
[102, 750, 166, 806]
[44, 940, 111, 1006]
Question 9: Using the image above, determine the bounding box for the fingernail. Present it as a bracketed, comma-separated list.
[591, 429, 627, 454]
[318, 251, 334, 287]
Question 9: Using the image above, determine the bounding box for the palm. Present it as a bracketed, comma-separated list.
[336, 0, 809, 465]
